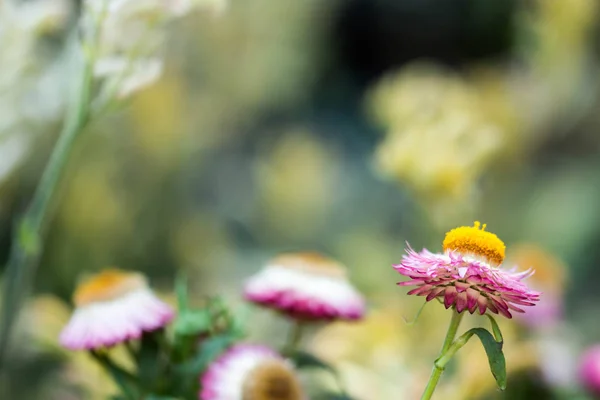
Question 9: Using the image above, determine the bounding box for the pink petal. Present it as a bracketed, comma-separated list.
[455, 281, 470, 293]
[426, 286, 445, 301]
[455, 291, 468, 313]
[444, 286, 458, 309]
[466, 288, 479, 313]
[407, 285, 432, 296]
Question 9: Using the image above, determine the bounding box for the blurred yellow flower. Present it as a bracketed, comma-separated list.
[368, 63, 516, 225]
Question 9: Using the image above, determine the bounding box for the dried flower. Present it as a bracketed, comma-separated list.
[245, 252, 365, 321]
[394, 222, 540, 318]
[59, 269, 173, 350]
[200, 344, 303, 400]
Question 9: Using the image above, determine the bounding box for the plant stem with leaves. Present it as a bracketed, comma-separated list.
[420, 309, 464, 400]
[0, 27, 100, 365]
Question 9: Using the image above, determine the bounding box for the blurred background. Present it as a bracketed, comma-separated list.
[1, 0, 600, 398]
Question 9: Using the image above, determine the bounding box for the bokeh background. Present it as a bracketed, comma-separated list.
[1, 0, 600, 399]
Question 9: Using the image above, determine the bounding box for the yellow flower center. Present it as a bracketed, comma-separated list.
[442, 221, 505, 265]
[271, 252, 347, 279]
[243, 360, 302, 400]
[74, 269, 146, 307]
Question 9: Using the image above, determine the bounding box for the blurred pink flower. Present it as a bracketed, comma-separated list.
[394, 222, 540, 318]
[200, 344, 303, 400]
[579, 345, 600, 396]
[245, 252, 365, 322]
[60, 269, 173, 350]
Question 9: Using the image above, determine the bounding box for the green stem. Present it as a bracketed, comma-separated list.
[420, 309, 464, 400]
[285, 320, 305, 355]
[0, 41, 95, 365]
[90, 350, 139, 400]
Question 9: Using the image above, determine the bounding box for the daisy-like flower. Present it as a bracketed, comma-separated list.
[244, 252, 365, 321]
[60, 269, 174, 350]
[394, 222, 540, 318]
[200, 344, 304, 400]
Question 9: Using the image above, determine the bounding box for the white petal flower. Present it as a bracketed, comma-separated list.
[60, 270, 174, 350]
[200, 344, 304, 400]
[245, 252, 365, 321]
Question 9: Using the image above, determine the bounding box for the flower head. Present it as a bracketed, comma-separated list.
[200, 344, 303, 400]
[59, 269, 174, 350]
[579, 345, 600, 396]
[394, 222, 540, 318]
[244, 252, 365, 321]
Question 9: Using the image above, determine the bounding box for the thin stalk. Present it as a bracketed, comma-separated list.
[90, 350, 139, 400]
[285, 320, 305, 355]
[420, 309, 464, 400]
[0, 40, 96, 365]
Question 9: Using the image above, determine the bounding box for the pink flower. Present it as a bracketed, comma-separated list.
[200, 344, 304, 400]
[59, 269, 174, 350]
[244, 252, 365, 321]
[579, 345, 600, 396]
[394, 222, 540, 318]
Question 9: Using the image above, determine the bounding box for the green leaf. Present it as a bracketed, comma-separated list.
[175, 273, 189, 311]
[437, 327, 506, 390]
[485, 314, 504, 344]
[173, 309, 212, 337]
[470, 328, 506, 390]
[190, 333, 237, 372]
[170, 333, 238, 398]
[174, 332, 238, 378]
[290, 351, 350, 396]
[291, 350, 337, 374]
[136, 332, 163, 391]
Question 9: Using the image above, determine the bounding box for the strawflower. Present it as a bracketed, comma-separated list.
[394, 222, 540, 400]
[200, 344, 304, 400]
[245, 252, 365, 322]
[60, 269, 174, 350]
[395, 221, 540, 319]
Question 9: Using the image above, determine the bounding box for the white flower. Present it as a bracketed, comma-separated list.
[245, 252, 366, 321]
[200, 344, 304, 400]
[59, 270, 174, 350]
